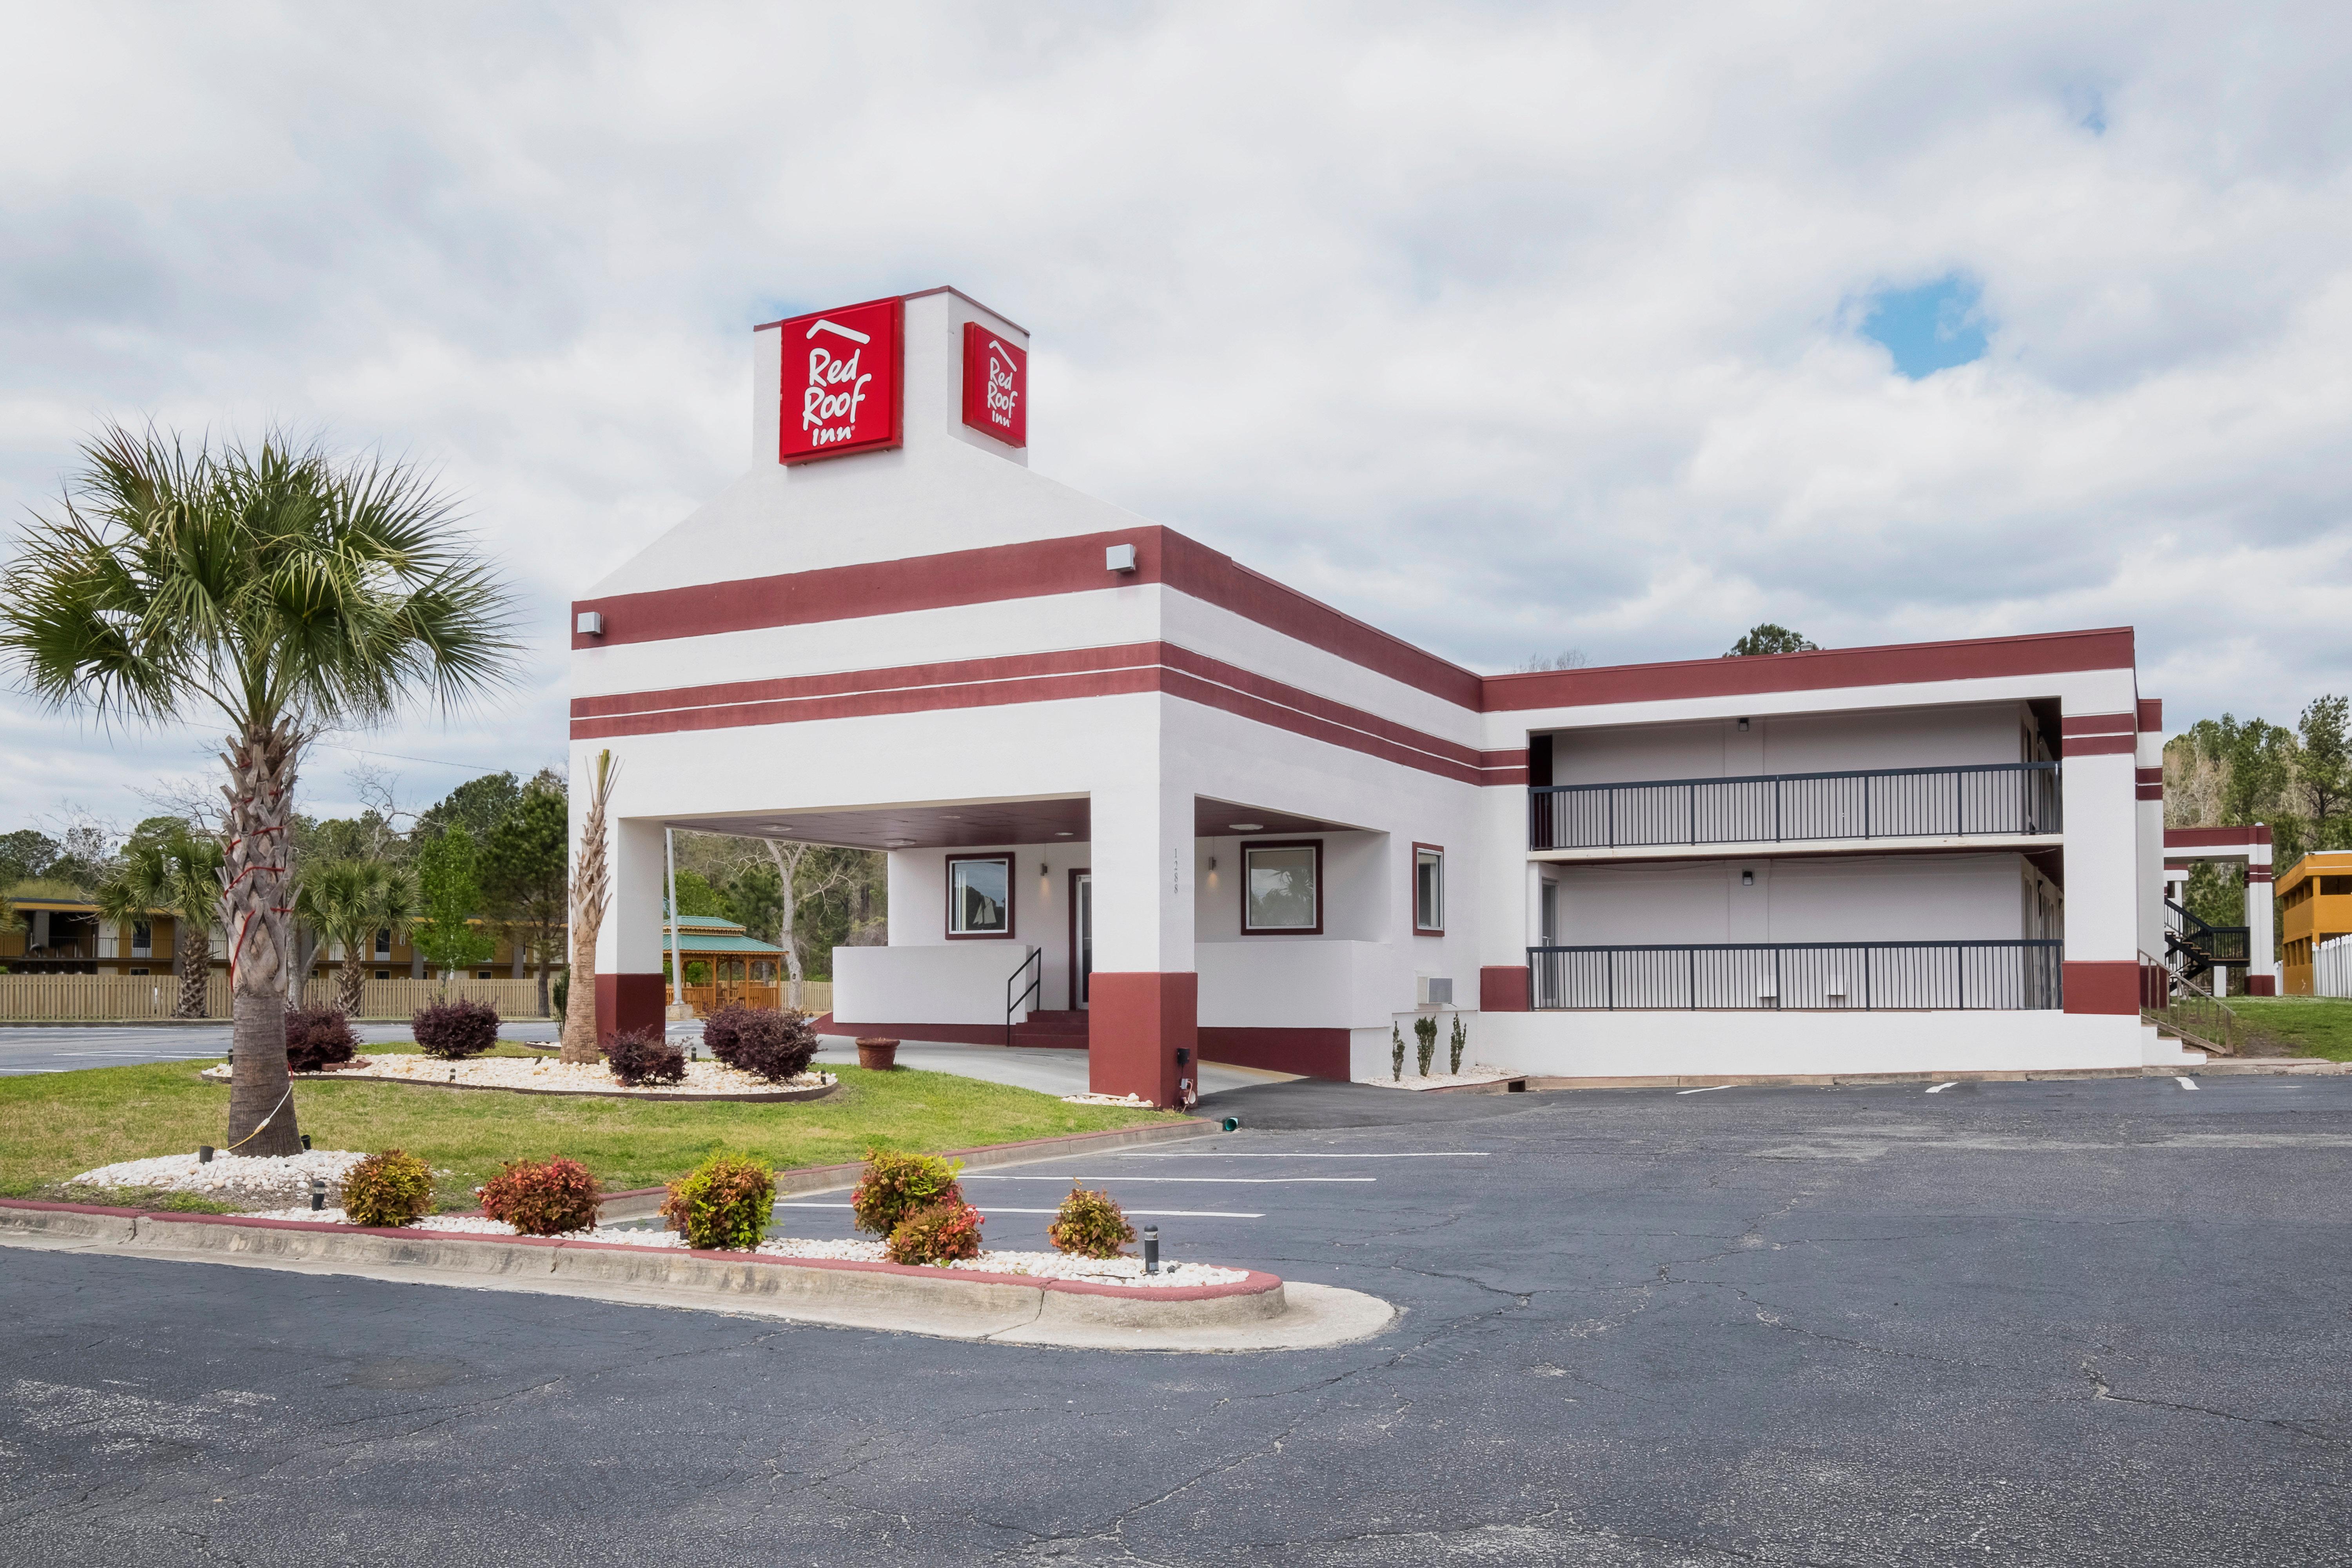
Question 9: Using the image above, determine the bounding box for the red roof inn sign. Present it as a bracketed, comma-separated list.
[961, 321, 1026, 447]
[777, 296, 903, 463]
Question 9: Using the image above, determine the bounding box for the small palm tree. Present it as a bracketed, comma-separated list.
[93, 826, 226, 1018]
[0, 426, 516, 1154]
[295, 859, 417, 1015]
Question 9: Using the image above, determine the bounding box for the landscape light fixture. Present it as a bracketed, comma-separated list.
[310, 1178, 327, 1212]
[1142, 1225, 1160, 1274]
[198, 1145, 214, 1163]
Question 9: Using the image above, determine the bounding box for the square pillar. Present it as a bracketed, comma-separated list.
[2247, 838, 2276, 995]
[1087, 780, 1195, 1106]
[593, 815, 668, 1045]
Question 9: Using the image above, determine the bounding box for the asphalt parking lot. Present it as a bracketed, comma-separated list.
[6, 1073, 2352, 1565]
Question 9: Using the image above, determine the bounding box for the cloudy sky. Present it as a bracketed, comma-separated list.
[4, 2, 2348, 828]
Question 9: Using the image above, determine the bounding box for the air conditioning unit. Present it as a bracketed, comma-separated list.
[1418, 976, 1454, 1006]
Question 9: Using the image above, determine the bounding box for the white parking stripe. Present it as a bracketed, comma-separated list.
[1676, 1085, 1731, 1095]
[1116, 1152, 1490, 1159]
[966, 1176, 1374, 1184]
[2177, 1077, 2199, 1091]
[1926, 1082, 1958, 1094]
[771, 1202, 1265, 1218]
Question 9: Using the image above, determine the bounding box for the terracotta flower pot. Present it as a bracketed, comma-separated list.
[855, 1036, 900, 1071]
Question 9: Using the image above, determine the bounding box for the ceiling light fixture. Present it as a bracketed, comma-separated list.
[1055, 831, 1074, 837]
[1228, 823, 1263, 832]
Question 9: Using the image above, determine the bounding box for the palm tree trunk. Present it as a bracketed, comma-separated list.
[175, 925, 209, 1018]
[535, 923, 552, 1017]
[560, 750, 613, 1063]
[222, 721, 303, 1156]
[338, 945, 364, 1015]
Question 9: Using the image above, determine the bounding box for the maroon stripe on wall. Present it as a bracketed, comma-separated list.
[2062, 961, 2140, 1015]
[574, 642, 1508, 784]
[2064, 734, 2136, 756]
[2167, 826, 2274, 847]
[1485, 628, 2137, 713]
[2060, 711, 2136, 737]
[572, 525, 1486, 710]
[2137, 697, 2163, 732]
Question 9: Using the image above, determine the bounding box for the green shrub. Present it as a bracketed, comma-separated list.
[552, 966, 569, 1018]
[1390, 1023, 1405, 1082]
[1047, 1184, 1134, 1259]
[342, 1149, 434, 1227]
[660, 1153, 774, 1250]
[479, 1156, 601, 1236]
[849, 1148, 964, 1236]
[886, 1199, 984, 1266]
[1414, 1014, 1438, 1076]
[1448, 1014, 1467, 1075]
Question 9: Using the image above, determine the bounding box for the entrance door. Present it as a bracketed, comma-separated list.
[1071, 870, 1093, 1009]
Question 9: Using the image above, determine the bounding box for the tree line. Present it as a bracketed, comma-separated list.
[2165, 695, 2350, 938]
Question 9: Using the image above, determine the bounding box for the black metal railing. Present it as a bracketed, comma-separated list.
[2164, 900, 2249, 982]
[1529, 762, 2060, 851]
[1005, 947, 1042, 1048]
[1527, 939, 2064, 1011]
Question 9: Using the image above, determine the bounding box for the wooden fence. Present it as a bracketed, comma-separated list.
[0, 974, 842, 1021]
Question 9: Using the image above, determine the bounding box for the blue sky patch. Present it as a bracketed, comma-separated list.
[1861, 275, 1989, 378]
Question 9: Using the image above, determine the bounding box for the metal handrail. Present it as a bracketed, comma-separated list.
[2141, 947, 2240, 1056]
[1527, 938, 2063, 1011]
[1006, 947, 1041, 1048]
[1528, 760, 2060, 851]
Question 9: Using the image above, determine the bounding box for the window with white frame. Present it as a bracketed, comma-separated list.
[1242, 841, 1321, 934]
[1414, 846, 1444, 934]
[946, 854, 1014, 937]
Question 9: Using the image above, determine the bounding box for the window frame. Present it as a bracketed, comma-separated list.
[944, 853, 1017, 940]
[1239, 839, 1324, 937]
[1412, 843, 1445, 936]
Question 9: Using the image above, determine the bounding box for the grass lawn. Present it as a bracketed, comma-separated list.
[2228, 997, 2352, 1062]
[0, 1044, 1176, 1210]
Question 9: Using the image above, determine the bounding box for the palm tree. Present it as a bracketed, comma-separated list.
[295, 859, 416, 1015]
[93, 826, 226, 1018]
[0, 426, 516, 1154]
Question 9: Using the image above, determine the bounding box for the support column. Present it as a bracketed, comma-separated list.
[2246, 835, 2276, 995]
[1087, 780, 1194, 1107]
[2060, 726, 2142, 1016]
[595, 817, 668, 1045]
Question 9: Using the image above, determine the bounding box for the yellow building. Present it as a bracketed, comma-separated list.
[1, 883, 558, 985]
[2278, 851, 2352, 995]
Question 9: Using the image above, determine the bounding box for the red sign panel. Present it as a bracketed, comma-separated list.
[960, 321, 1027, 448]
[777, 296, 902, 464]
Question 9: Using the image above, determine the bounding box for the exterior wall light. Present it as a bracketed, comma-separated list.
[576, 610, 604, 636]
[1105, 543, 1138, 573]
[1741, 869, 1755, 886]
[1737, 716, 1749, 731]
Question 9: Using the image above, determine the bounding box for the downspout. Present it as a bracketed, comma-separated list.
[665, 827, 684, 1016]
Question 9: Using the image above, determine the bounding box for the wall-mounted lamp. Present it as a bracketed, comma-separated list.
[1736, 716, 1749, 731]
[1208, 856, 1218, 870]
[1039, 862, 1049, 877]
[1105, 543, 1138, 573]
[575, 610, 604, 637]
[1741, 869, 1755, 886]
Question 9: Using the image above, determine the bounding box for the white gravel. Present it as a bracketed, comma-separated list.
[1060, 1091, 1152, 1106]
[68, 1149, 369, 1208]
[199, 1054, 833, 1098]
[240, 1206, 1250, 1287]
[1356, 1063, 1523, 1091]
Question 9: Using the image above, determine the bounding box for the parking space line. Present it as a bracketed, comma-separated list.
[771, 1202, 1265, 1218]
[1676, 1085, 1732, 1095]
[1926, 1082, 1958, 1094]
[965, 1175, 1374, 1184]
[1116, 1152, 1490, 1159]
[2177, 1077, 2199, 1091]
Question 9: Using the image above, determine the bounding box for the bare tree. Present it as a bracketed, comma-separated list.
[1515, 649, 1589, 673]
[759, 838, 855, 1011]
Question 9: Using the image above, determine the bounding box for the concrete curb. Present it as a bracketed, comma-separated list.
[0, 1198, 1394, 1353]
[592, 1115, 1225, 1220]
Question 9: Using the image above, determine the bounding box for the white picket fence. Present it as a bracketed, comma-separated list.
[2318, 935, 2352, 998]
[0, 974, 551, 1021]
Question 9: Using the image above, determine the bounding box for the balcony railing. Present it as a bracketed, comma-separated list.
[1528, 939, 2064, 1010]
[1529, 761, 2060, 852]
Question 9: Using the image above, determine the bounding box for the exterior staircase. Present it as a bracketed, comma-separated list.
[1011, 1009, 1090, 1049]
[2164, 899, 2249, 987]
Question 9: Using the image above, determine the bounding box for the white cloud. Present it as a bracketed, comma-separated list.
[2, 1, 2350, 822]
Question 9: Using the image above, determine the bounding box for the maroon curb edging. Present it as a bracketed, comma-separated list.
[198, 1062, 843, 1105]
[0, 1198, 1281, 1304]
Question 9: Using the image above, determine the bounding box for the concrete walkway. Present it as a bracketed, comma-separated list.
[810, 1033, 1296, 1098]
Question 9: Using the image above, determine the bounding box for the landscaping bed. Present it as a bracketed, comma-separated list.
[198, 1054, 839, 1102]
[0, 1059, 1178, 1207]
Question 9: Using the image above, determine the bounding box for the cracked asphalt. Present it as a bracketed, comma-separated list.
[5, 1073, 2351, 1565]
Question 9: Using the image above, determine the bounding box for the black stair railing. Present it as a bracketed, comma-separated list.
[1529, 761, 2060, 851]
[1005, 947, 1042, 1048]
[2164, 899, 2249, 984]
